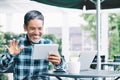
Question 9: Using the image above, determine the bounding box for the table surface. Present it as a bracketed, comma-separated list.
[43, 70, 120, 78]
[92, 62, 120, 66]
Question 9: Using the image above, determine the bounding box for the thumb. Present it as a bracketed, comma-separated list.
[5, 45, 9, 50]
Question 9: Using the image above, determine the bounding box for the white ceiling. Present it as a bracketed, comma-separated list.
[0, 0, 64, 14]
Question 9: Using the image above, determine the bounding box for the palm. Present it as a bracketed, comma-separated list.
[8, 46, 22, 54]
[5, 40, 24, 55]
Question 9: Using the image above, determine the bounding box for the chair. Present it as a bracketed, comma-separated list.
[90, 55, 105, 69]
[114, 55, 120, 70]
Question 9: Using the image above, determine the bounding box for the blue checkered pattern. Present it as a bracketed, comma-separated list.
[0, 36, 65, 80]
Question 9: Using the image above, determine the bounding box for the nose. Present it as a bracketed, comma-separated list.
[34, 29, 40, 34]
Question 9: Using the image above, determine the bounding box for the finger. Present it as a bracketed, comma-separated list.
[12, 40, 16, 47]
[9, 40, 13, 46]
[47, 55, 61, 65]
[51, 55, 60, 59]
[18, 45, 24, 51]
[15, 40, 19, 47]
[48, 52, 59, 57]
[9, 40, 15, 47]
[48, 57, 58, 61]
[49, 59, 60, 65]
[5, 45, 10, 50]
[48, 56, 59, 60]
[48, 53, 61, 61]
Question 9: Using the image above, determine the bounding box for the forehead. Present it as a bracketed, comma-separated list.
[27, 18, 43, 27]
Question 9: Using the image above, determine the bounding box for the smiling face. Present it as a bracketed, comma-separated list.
[24, 18, 43, 43]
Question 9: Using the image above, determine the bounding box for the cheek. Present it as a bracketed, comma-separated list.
[27, 29, 43, 36]
[27, 30, 34, 34]
[40, 31, 43, 34]
[27, 31, 33, 37]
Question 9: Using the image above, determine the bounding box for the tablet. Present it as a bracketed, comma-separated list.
[32, 44, 59, 59]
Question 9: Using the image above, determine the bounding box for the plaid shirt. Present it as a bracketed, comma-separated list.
[0, 36, 65, 80]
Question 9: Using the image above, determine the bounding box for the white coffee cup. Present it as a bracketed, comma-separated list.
[67, 61, 80, 74]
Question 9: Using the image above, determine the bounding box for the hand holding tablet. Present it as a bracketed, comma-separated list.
[32, 44, 59, 59]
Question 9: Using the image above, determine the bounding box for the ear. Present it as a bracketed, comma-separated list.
[23, 24, 27, 32]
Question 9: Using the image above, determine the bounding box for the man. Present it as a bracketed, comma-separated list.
[0, 10, 65, 80]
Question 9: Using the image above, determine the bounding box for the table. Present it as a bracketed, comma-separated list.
[43, 70, 120, 80]
[92, 62, 120, 66]
[92, 62, 120, 70]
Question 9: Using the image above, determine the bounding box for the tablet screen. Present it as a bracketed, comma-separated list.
[32, 44, 59, 59]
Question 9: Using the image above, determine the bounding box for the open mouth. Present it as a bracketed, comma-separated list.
[32, 35, 40, 39]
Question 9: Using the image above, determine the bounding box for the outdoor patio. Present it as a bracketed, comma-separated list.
[0, 0, 120, 80]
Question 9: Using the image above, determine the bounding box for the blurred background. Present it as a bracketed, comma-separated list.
[0, 0, 120, 80]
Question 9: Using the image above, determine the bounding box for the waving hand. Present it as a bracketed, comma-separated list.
[5, 40, 24, 55]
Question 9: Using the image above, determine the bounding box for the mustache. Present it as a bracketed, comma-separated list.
[30, 34, 41, 36]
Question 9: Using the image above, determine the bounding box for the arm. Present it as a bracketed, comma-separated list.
[47, 53, 67, 71]
[43, 39, 67, 71]
[0, 51, 14, 72]
[54, 56, 67, 71]
[0, 39, 24, 72]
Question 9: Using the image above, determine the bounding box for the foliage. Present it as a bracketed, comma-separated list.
[4, 32, 19, 40]
[0, 73, 8, 80]
[42, 34, 58, 43]
[108, 13, 120, 58]
[0, 31, 19, 54]
[81, 13, 96, 40]
[0, 32, 6, 54]
[81, 13, 120, 59]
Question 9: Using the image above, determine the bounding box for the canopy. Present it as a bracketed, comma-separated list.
[32, 0, 120, 10]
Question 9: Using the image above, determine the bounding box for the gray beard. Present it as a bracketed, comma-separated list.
[30, 38, 41, 43]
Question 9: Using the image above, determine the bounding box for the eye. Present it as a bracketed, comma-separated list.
[30, 27, 35, 30]
[38, 27, 43, 30]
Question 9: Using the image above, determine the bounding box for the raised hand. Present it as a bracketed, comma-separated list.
[5, 40, 24, 55]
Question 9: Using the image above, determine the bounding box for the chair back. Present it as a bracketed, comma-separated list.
[114, 55, 120, 70]
[114, 55, 120, 62]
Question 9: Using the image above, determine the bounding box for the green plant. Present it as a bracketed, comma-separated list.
[81, 13, 120, 59]
[108, 13, 120, 59]
[0, 32, 6, 54]
[0, 73, 8, 80]
[81, 13, 96, 40]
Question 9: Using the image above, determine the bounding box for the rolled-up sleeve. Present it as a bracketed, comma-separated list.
[54, 56, 67, 71]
